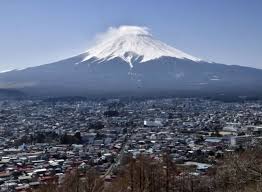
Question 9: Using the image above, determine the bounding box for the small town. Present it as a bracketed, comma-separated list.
[0, 97, 262, 191]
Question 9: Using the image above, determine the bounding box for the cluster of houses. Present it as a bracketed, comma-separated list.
[0, 98, 261, 191]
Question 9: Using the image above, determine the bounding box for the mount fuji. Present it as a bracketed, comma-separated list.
[1, 25, 262, 97]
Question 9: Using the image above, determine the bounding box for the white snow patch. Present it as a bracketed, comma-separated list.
[0, 69, 18, 73]
[81, 26, 201, 67]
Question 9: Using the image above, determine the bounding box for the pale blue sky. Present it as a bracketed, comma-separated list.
[0, 0, 262, 71]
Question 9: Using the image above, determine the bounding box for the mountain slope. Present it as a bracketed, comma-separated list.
[0, 25, 262, 97]
[81, 26, 201, 67]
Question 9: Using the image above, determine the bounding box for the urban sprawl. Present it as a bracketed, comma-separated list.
[0, 98, 262, 191]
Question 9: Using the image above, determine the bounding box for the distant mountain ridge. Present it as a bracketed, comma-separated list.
[0, 89, 24, 98]
[0, 26, 262, 97]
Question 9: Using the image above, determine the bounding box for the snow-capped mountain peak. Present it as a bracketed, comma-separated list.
[82, 26, 201, 67]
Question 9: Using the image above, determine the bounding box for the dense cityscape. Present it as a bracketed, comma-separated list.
[1, 1, 262, 191]
[0, 97, 262, 191]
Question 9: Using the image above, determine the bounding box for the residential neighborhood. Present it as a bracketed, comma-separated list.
[0, 98, 262, 191]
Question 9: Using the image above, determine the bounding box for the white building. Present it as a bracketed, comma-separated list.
[144, 120, 163, 127]
[230, 135, 252, 147]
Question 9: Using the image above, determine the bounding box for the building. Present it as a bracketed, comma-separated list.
[230, 135, 252, 147]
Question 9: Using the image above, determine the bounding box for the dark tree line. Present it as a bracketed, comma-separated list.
[60, 132, 82, 144]
[15, 131, 59, 145]
[15, 131, 83, 145]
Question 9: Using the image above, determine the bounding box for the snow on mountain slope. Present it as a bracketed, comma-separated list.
[82, 26, 201, 67]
